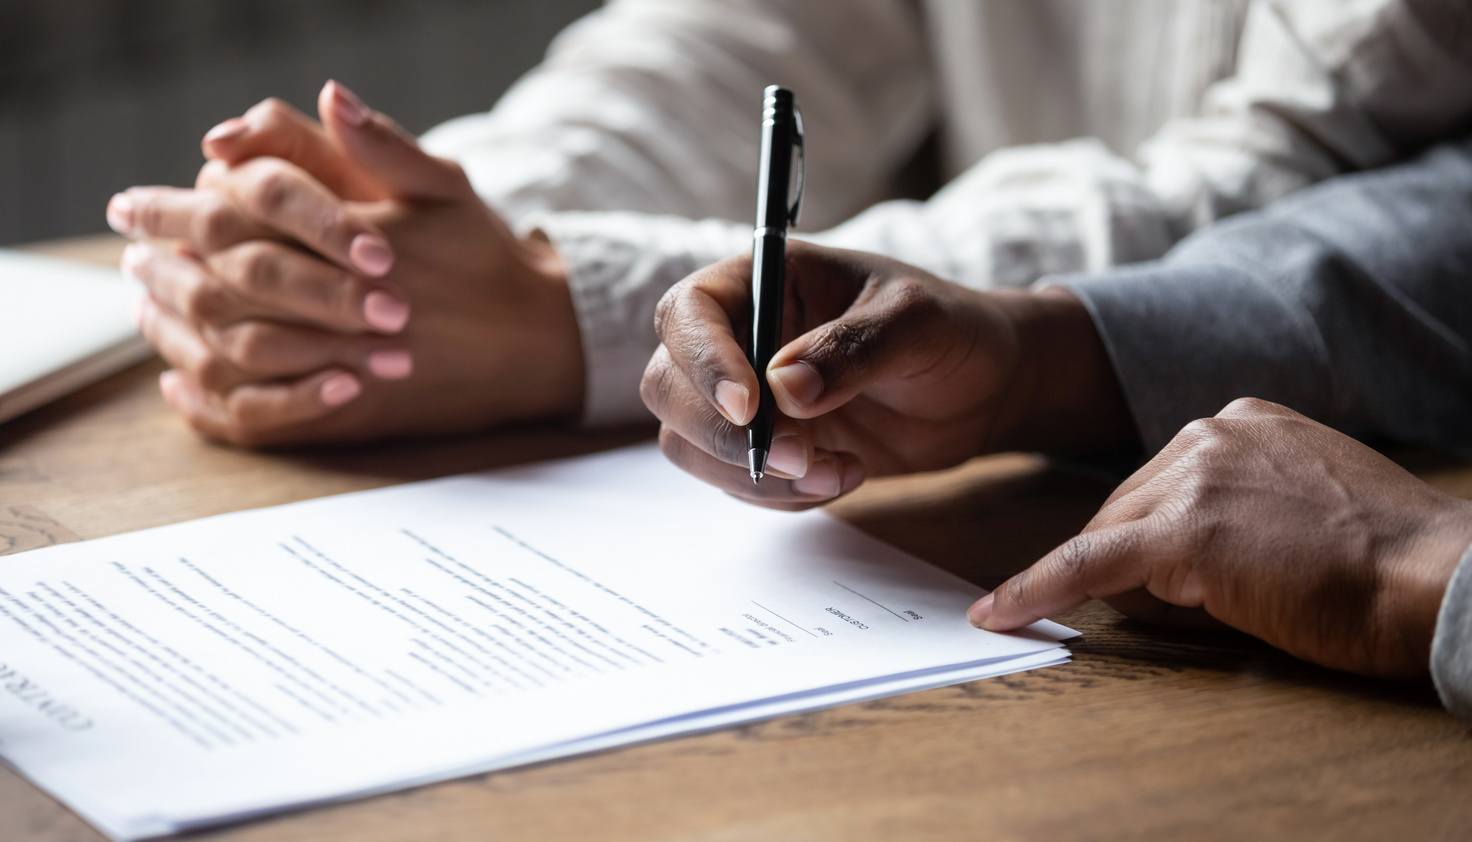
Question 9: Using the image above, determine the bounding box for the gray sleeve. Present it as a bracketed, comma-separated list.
[1057, 138, 1472, 454]
[1433, 544, 1472, 723]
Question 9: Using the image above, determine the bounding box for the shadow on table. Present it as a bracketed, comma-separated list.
[834, 455, 1120, 587]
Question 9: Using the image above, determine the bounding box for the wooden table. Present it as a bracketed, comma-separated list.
[3, 236, 1469, 842]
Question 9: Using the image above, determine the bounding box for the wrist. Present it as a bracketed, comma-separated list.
[983, 286, 1138, 455]
[511, 230, 585, 423]
[1389, 496, 1472, 670]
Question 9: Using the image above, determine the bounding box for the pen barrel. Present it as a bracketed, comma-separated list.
[756, 86, 797, 230]
[747, 229, 786, 455]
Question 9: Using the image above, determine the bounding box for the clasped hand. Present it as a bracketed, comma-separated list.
[109, 81, 581, 446]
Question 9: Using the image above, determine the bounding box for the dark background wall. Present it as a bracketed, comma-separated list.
[0, 0, 600, 245]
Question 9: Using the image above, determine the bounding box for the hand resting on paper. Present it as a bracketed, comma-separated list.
[972, 399, 1472, 677]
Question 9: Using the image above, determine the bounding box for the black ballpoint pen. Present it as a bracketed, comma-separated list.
[747, 85, 805, 484]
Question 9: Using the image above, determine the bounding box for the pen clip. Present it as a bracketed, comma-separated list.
[788, 107, 805, 228]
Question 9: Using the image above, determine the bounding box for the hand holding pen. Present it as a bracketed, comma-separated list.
[745, 85, 805, 483]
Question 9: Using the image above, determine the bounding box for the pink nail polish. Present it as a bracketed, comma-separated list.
[120, 243, 147, 278]
[203, 118, 248, 145]
[320, 373, 362, 407]
[363, 290, 410, 333]
[330, 80, 369, 127]
[158, 370, 181, 399]
[136, 297, 155, 331]
[107, 194, 134, 234]
[350, 234, 394, 276]
[367, 350, 413, 380]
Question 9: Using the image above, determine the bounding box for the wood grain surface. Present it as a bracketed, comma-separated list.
[1, 236, 1468, 842]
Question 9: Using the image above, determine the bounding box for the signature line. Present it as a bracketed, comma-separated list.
[831, 580, 909, 622]
[750, 601, 819, 638]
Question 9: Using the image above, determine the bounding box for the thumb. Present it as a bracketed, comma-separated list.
[319, 80, 468, 201]
[765, 279, 955, 419]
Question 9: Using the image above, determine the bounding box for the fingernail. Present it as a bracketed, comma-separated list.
[120, 242, 145, 277]
[350, 234, 394, 276]
[158, 370, 181, 399]
[203, 117, 248, 145]
[107, 193, 133, 234]
[320, 373, 362, 407]
[136, 297, 155, 331]
[767, 435, 808, 478]
[968, 594, 995, 629]
[840, 459, 866, 494]
[793, 458, 841, 498]
[714, 380, 750, 425]
[367, 349, 413, 380]
[769, 361, 823, 408]
[330, 80, 369, 127]
[363, 290, 410, 333]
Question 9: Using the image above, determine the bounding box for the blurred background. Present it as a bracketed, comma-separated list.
[0, 0, 599, 245]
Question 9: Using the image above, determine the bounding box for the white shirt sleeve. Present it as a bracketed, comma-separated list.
[439, 0, 1472, 426]
[419, 0, 934, 230]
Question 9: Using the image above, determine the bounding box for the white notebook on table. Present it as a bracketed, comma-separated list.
[0, 249, 151, 423]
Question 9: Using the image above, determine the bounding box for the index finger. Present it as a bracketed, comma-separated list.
[651, 257, 760, 426]
[970, 523, 1148, 631]
[219, 157, 394, 277]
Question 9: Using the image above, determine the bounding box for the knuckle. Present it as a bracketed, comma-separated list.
[1174, 468, 1216, 511]
[652, 282, 689, 339]
[220, 323, 274, 370]
[248, 166, 294, 216]
[1178, 417, 1226, 447]
[1218, 396, 1274, 419]
[886, 275, 936, 316]
[325, 270, 364, 317]
[437, 158, 470, 188]
[1052, 535, 1095, 583]
[639, 351, 676, 415]
[656, 425, 687, 464]
[129, 193, 162, 235]
[192, 354, 236, 393]
[812, 318, 879, 371]
[315, 208, 353, 249]
[250, 97, 290, 124]
[192, 200, 238, 251]
[994, 574, 1031, 614]
[704, 409, 743, 464]
[181, 281, 228, 324]
[222, 393, 266, 443]
[195, 159, 228, 190]
[235, 243, 282, 296]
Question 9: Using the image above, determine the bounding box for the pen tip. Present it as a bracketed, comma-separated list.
[747, 448, 767, 486]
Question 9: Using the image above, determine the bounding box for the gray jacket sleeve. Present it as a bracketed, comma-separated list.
[1433, 546, 1472, 722]
[1059, 138, 1472, 455]
[1056, 138, 1472, 721]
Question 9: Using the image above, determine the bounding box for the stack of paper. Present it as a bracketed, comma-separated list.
[0, 445, 1072, 839]
[0, 249, 150, 423]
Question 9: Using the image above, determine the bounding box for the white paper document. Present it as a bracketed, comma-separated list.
[0, 445, 1072, 839]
